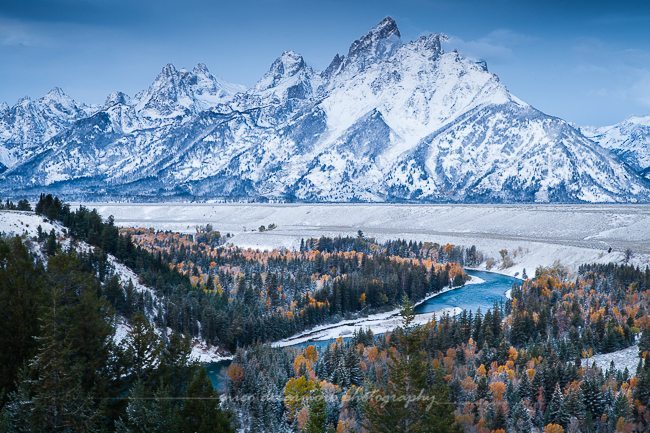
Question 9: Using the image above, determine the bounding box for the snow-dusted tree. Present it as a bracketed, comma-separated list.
[546, 384, 569, 427]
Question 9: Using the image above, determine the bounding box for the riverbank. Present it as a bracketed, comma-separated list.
[272, 271, 504, 348]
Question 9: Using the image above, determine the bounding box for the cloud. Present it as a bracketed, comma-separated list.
[573, 37, 650, 109]
[443, 29, 536, 63]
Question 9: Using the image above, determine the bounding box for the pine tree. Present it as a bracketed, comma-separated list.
[115, 382, 179, 433]
[4, 288, 100, 432]
[104, 275, 127, 313]
[546, 383, 569, 427]
[0, 237, 47, 398]
[564, 387, 586, 421]
[476, 376, 490, 401]
[611, 392, 630, 423]
[346, 348, 363, 387]
[122, 314, 162, 381]
[509, 400, 533, 433]
[363, 299, 460, 433]
[304, 387, 327, 433]
[518, 373, 533, 401]
[180, 368, 233, 433]
[490, 403, 507, 430]
[581, 376, 605, 418]
[46, 229, 58, 256]
[634, 360, 650, 406]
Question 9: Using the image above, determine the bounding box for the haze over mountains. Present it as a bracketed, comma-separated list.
[1, 17, 648, 203]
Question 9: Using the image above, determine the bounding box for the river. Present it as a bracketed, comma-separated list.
[206, 269, 519, 391]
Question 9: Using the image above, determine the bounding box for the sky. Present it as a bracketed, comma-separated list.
[1, 0, 649, 125]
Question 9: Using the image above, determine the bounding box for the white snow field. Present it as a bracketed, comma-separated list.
[582, 345, 640, 374]
[90, 203, 650, 276]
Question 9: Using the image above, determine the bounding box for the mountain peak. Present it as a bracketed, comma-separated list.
[193, 62, 211, 76]
[161, 63, 178, 76]
[255, 50, 308, 92]
[371, 16, 400, 37]
[41, 87, 77, 106]
[345, 17, 402, 70]
[45, 86, 66, 98]
[104, 91, 130, 107]
[16, 96, 32, 107]
[277, 51, 305, 69]
[410, 33, 446, 59]
[626, 115, 650, 126]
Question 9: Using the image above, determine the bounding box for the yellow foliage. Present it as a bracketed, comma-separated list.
[544, 424, 564, 433]
[284, 376, 317, 422]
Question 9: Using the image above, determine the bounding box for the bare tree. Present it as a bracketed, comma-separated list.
[624, 248, 633, 264]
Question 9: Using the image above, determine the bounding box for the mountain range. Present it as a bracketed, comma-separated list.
[1, 17, 649, 203]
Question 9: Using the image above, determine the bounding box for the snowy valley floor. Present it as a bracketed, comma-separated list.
[90, 203, 650, 276]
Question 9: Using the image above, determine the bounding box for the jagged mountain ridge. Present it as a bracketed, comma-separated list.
[582, 116, 650, 180]
[1, 17, 649, 202]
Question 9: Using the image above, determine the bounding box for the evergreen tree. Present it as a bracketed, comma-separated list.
[509, 400, 534, 433]
[3, 288, 101, 433]
[490, 403, 507, 430]
[115, 382, 179, 433]
[122, 314, 162, 382]
[518, 373, 533, 401]
[304, 387, 327, 433]
[545, 383, 569, 427]
[611, 392, 630, 424]
[634, 360, 650, 406]
[564, 387, 586, 421]
[0, 237, 46, 399]
[363, 298, 460, 433]
[180, 368, 233, 433]
[581, 376, 605, 419]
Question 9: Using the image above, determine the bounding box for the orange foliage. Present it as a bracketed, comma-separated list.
[489, 381, 506, 401]
[304, 345, 318, 363]
[226, 363, 244, 383]
[544, 424, 564, 433]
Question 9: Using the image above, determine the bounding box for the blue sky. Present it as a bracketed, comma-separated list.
[1, 0, 649, 125]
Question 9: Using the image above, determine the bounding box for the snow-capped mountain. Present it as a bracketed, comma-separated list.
[583, 116, 650, 179]
[133, 63, 244, 122]
[0, 87, 90, 169]
[1, 17, 649, 202]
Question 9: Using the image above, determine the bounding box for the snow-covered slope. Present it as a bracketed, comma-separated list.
[583, 115, 650, 180]
[0, 209, 228, 362]
[1, 17, 649, 203]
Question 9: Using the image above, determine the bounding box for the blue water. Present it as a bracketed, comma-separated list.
[414, 270, 518, 315]
[206, 270, 519, 391]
